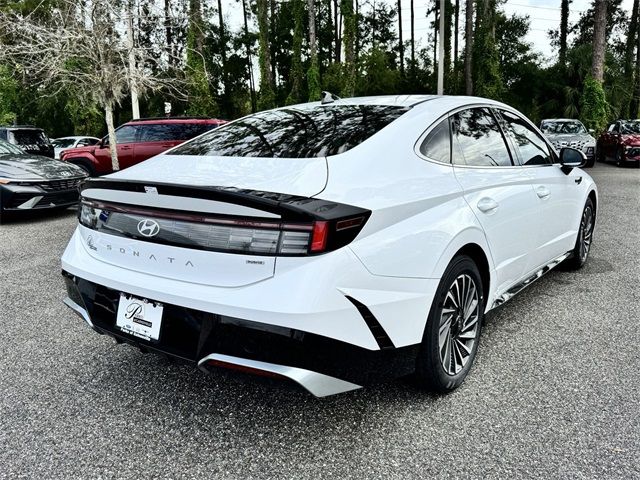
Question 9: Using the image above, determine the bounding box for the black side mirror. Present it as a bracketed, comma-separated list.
[559, 147, 586, 173]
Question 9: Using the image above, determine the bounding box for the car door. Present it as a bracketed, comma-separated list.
[95, 125, 139, 172]
[134, 124, 178, 164]
[451, 107, 541, 295]
[600, 122, 620, 160]
[497, 108, 584, 272]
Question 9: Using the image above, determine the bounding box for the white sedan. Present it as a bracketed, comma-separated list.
[52, 136, 100, 159]
[60, 95, 597, 397]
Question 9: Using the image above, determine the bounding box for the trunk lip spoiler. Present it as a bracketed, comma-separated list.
[81, 178, 370, 222]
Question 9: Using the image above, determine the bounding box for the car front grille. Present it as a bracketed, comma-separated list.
[6, 190, 79, 209]
[550, 139, 589, 151]
[38, 178, 83, 192]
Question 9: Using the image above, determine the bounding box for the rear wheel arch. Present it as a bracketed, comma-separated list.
[454, 244, 491, 304]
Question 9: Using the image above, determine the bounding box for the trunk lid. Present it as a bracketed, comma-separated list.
[78, 156, 334, 288]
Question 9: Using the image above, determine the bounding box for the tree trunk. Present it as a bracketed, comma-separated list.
[334, 0, 340, 62]
[632, 15, 640, 118]
[398, 0, 404, 75]
[433, 0, 438, 71]
[307, 0, 321, 100]
[453, 0, 459, 84]
[104, 103, 119, 172]
[286, 0, 304, 104]
[340, 0, 356, 96]
[242, 0, 257, 112]
[410, 0, 415, 67]
[257, 0, 275, 109]
[559, 0, 570, 67]
[270, 0, 277, 86]
[164, 0, 173, 66]
[127, 0, 140, 119]
[217, 0, 227, 97]
[591, 0, 607, 83]
[355, 0, 360, 63]
[464, 0, 472, 94]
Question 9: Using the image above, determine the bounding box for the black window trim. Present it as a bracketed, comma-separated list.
[494, 107, 559, 167]
[415, 103, 532, 169]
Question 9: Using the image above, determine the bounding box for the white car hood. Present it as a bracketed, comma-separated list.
[107, 154, 329, 197]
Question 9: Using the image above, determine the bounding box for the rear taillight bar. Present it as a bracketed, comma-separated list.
[79, 198, 369, 256]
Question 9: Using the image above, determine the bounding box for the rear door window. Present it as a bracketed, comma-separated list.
[451, 108, 514, 167]
[138, 124, 173, 142]
[171, 105, 409, 158]
[498, 110, 553, 166]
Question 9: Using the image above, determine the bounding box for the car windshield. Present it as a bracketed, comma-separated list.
[170, 105, 410, 158]
[9, 129, 49, 145]
[0, 139, 25, 155]
[620, 121, 640, 134]
[52, 138, 76, 148]
[541, 121, 587, 134]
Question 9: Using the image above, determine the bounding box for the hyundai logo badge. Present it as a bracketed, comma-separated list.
[137, 219, 161, 238]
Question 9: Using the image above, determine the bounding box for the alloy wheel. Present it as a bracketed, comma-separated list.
[438, 274, 481, 376]
[579, 205, 594, 263]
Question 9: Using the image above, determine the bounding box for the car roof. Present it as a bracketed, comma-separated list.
[126, 117, 227, 125]
[541, 118, 582, 123]
[0, 125, 44, 130]
[55, 136, 99, 140]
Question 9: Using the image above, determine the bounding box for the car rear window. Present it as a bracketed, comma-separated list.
[9, 129, 49, 145]
[170, 105, 409, 158]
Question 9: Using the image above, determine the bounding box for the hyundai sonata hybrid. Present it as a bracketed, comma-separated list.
[61, 95, 597, 397]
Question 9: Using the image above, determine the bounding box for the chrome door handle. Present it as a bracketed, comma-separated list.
[477, 198, 499, 213]
[536, 186, 550, 199]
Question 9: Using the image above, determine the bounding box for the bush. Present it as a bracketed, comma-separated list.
[580, 76, 608, 133]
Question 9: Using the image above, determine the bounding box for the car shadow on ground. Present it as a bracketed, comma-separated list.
[0, 206, 77, 225]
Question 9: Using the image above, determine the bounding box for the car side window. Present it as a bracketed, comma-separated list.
[138, 124, 174, 142]
[115, 126, 138, 144]
[609, 123, 618, 133]
[451, 108, 513, 167]
[499, 110, 553, 166]
[419, 117, 451, 163]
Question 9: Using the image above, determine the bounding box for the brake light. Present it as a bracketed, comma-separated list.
[310, 221, 329, 252]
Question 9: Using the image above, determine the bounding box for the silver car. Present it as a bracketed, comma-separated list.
[540, 119, 596, 167]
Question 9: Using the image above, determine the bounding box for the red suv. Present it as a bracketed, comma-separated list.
[60, 117, 226, 175]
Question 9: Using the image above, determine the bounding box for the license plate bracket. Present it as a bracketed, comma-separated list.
[116, 294, 164, 341]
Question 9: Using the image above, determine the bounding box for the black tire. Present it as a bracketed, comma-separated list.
[615, 148, 624, 167]
[415, 255, 485, 392]
[563, 198, 595, 270]
[584, 155, 595, 168]
[596, 146, 604, 163]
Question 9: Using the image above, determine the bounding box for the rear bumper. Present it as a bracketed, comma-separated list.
[62, 271, 420, 394]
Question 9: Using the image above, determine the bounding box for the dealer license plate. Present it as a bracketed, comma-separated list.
[116, 294, 164, 341]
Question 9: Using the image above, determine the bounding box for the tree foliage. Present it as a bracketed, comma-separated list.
[0, 0, 636, 141]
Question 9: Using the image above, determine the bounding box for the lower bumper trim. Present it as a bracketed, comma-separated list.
[63, 296, 95, 329]
[199, 353, 362, 397]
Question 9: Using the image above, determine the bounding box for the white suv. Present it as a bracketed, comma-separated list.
[61, 95, 597, 397]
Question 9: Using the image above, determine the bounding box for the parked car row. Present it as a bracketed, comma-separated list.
[539, 118, 640, 168]
[0, 116, 226, 221]
[60, 117, 227, 176]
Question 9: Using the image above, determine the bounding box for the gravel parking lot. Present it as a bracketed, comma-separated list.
[1, 162, 639, 479]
